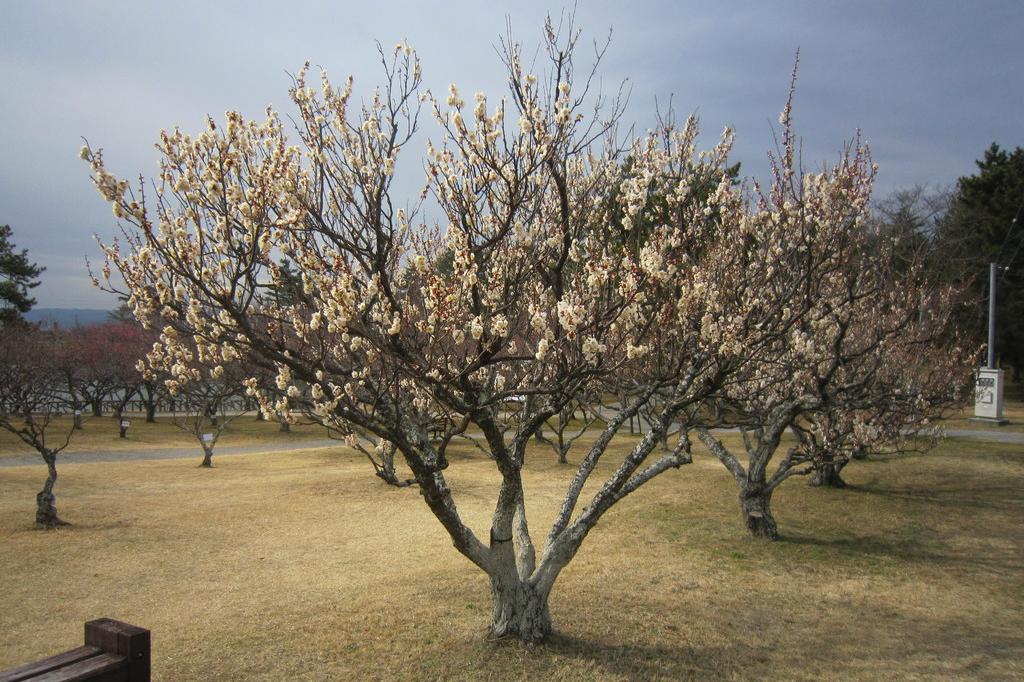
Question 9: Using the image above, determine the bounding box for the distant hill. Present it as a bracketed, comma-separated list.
[24, 308, 113, 328]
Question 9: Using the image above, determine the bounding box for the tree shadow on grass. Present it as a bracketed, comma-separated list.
[523, 632, 752, 681]
[525, 597, 1024, 681]
[778, 531, 1023, 574]
[841, 475, 1024, 513]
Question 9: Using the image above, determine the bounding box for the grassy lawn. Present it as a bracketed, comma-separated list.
[0, 415, 330, 458]
[1, 434, 1021, 680]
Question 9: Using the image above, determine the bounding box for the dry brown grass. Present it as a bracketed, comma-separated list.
[1, 433, 1022, 680]
[941, 400, 1024, 432]
[0, 415, 327, 458]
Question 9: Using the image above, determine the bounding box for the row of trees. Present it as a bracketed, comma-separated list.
[0, 321, 256, 524]
[81, 19, 974, 643]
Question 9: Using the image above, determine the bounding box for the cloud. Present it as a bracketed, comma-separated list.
[2, 0, 1021, 307]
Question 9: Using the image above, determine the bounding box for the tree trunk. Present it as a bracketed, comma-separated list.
[146, 403, 156, 422]
[36, 450, 66, 528]
[557, 447, 568, 465]
[73, 411, 83, 430]
[200, 446, 213, 468]
[278, 413, 290, 432]
[374, 445, 416, 487]
[740, 486, 778, 540]
[488, 575, 552, 643]
[809, 460, 847, 488]
[91, 399, 102, 417]
[534, 424, 545, 443]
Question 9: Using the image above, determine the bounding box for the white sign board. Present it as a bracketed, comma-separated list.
[201, 433, 214, 443]
[973, 368, 1007, 423]
[120, 420, 130, 428]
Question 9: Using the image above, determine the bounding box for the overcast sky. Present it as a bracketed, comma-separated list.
[1, 0, 1021, 309]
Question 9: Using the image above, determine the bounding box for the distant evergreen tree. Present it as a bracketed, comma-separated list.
[108, 299, 135, 323]
[0, 225, 44, 326]
[934, 144, 1024, 379]
[268, 258, 303, 307]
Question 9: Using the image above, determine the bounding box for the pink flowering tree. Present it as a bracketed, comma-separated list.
[53, 322, 148, 421]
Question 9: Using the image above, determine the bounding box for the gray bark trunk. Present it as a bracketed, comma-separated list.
[740, 485, 778, 540]
[375, 445, 416, 487]
[36, 450, 65, 528]
[488, 574, 552, 643]
[809, 460, 847, 488]
[534, 424, 545, 443]
[200, 445, 213, 468]
[278, 414, 290, 432]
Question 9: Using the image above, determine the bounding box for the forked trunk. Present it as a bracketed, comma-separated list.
[200, 446, 213, 468]
[36, 450, 66, 528]
[375, 446, 416, 487]
[488, 575, 552, 643]
[740, 486, 778, 540]
[557, 447, 568, 465]
[809, 460, 847, 488]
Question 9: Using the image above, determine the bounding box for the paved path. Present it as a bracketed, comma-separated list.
[0, 439, 343, 467]
[942, 429, 1024, 444]
[1, 428, 1019, 468]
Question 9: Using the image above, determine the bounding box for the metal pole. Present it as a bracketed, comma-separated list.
[987, 262, 996, 369]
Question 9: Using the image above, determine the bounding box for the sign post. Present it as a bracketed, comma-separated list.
[971, 263, 1009, 424]
[972, 368, 1008, 424]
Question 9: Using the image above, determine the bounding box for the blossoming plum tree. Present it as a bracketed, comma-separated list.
[80, 20, 961, 641]
[693, 90, 973, 537]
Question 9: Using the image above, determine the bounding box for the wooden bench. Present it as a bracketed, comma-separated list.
[0, 619, 149, 682]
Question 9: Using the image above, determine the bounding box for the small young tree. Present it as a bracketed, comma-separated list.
[534, 396, 599, 464]
[143, 332, 249, 467]
[0, 325, 76, 527]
